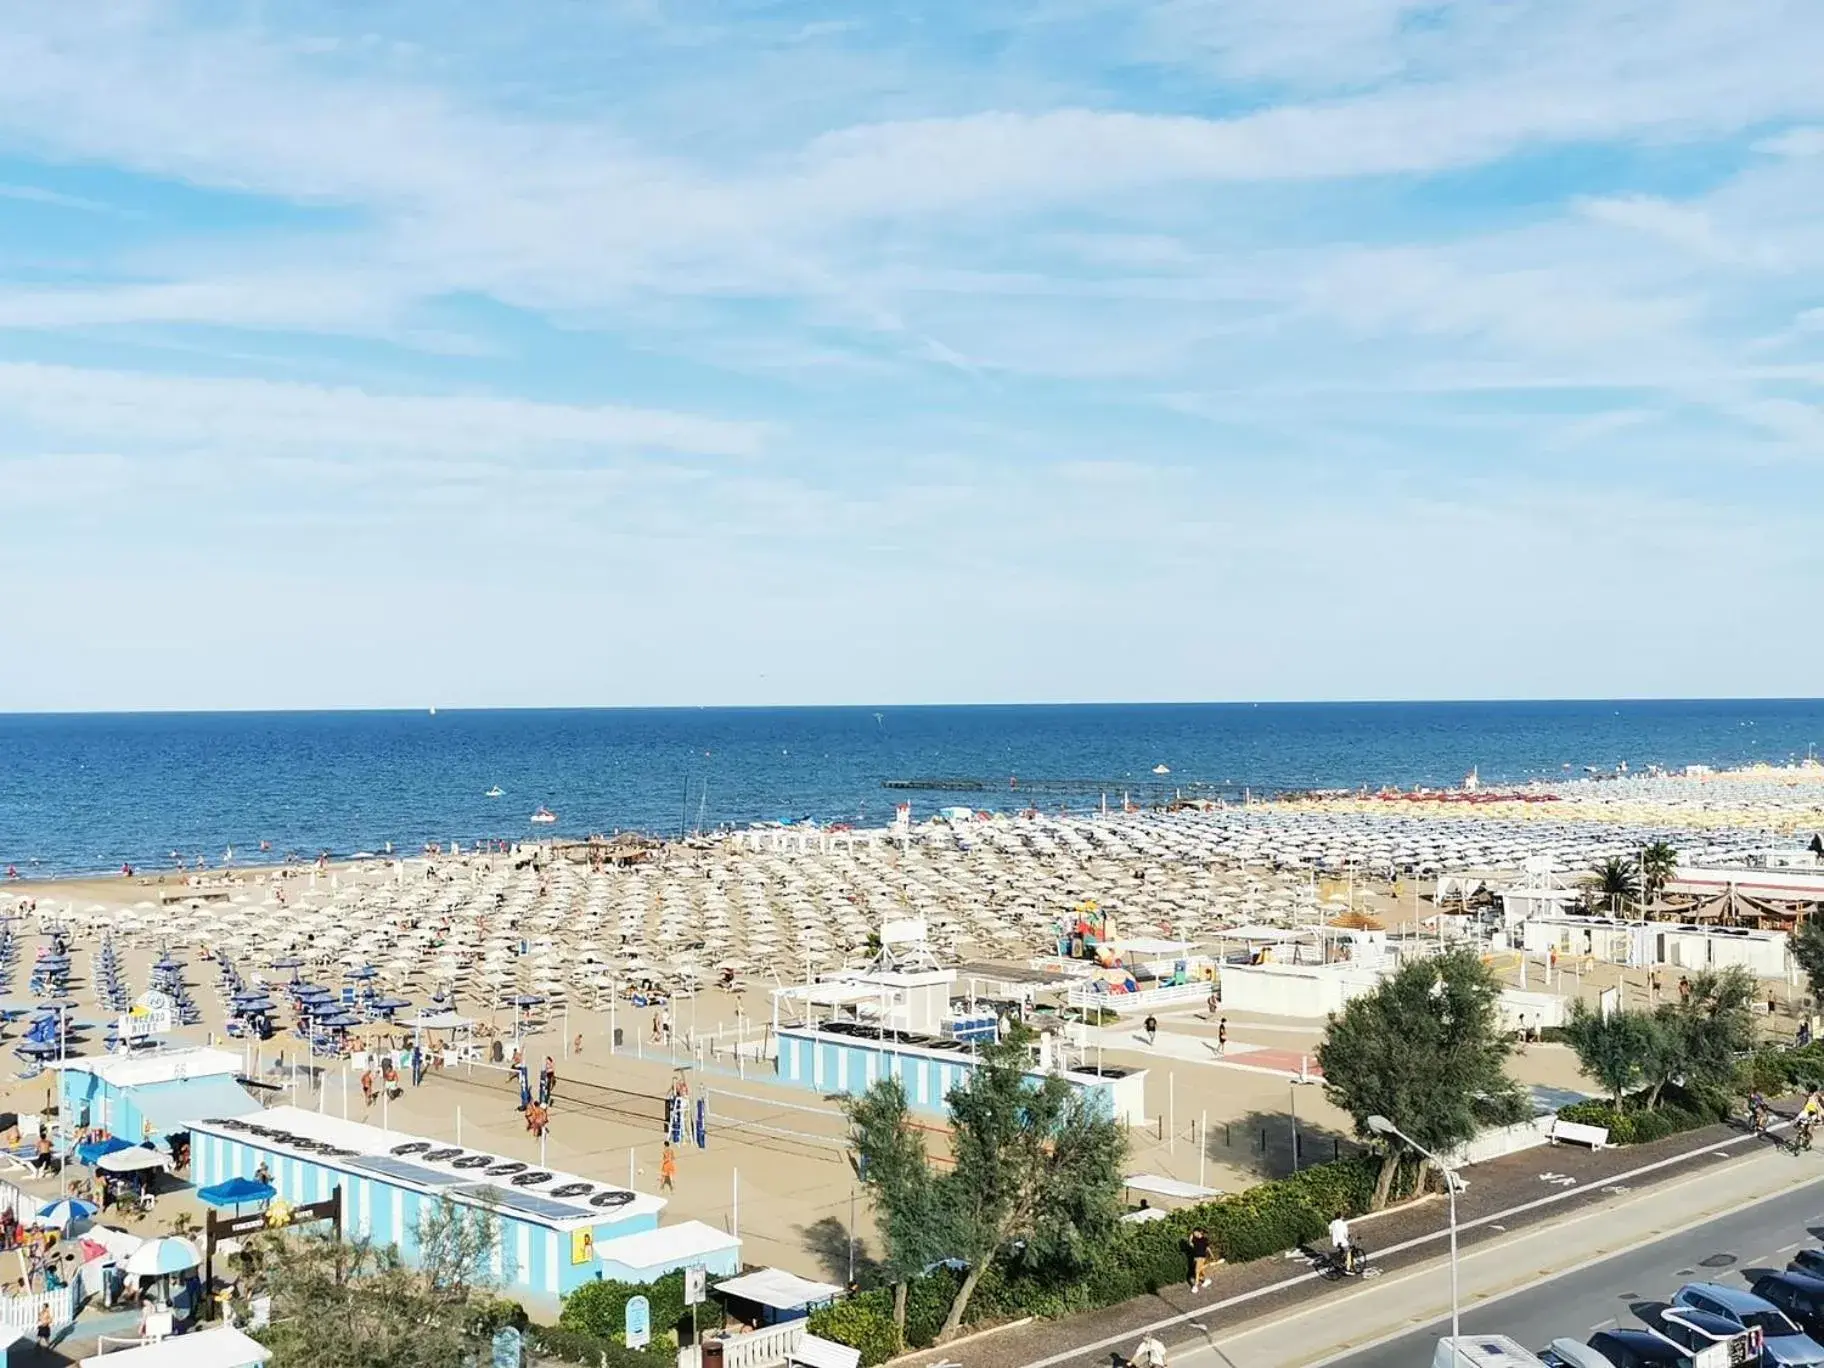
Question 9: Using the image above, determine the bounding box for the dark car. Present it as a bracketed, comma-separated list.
[1757, 1274, 1824, 1342]
[1792, 1251, 1824, 1284]
[1587, 1330, 1696, 1368]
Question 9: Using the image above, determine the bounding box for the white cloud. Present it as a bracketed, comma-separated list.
[0, 363, 768, 460]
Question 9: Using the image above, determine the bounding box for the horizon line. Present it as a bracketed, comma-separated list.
[4, 695, 1824, 719]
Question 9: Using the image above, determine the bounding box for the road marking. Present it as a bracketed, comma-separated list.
[1780, 1242, 1803, 1253]
[1019, 1148, 1824, 1368]
[1588, 1319, 1616, 1332]
[1540, 1172, 1578, 1188]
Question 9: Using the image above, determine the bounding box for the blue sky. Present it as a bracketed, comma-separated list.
[3, 1, 1823, 710]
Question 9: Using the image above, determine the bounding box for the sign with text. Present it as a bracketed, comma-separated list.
[624, 1295, 651, 1350]
[684, 1266, 706, 1306]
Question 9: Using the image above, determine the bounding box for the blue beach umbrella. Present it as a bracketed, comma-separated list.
[16, 1040, 58, 1057]
[344, 966, 378, 980]
[32, 1197, 97, 1229]
[195, 1176, 275, 1210]
[124, 1237, 202, 1278]
[369, 997, 411, 1013]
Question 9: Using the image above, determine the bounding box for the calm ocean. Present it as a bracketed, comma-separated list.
[3, 701, 1822, 877]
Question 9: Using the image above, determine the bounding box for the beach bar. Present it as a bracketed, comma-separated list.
[52, 1048, 261, 1145]
[190, 1106, 738, 1301]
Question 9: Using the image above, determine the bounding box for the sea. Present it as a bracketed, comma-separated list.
[3, 700, 1823, 878]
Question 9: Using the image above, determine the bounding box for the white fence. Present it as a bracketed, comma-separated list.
[716, 1321, 807, 1368]
[0, 1285, 76, 1333]
[1065, 981, 1209, 1015]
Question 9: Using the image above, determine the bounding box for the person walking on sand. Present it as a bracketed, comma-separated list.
[361, 1068, 376, 1107]
[1143, 1014, 1158, 1047]
[1216, 1018, 1228, 1057]
[659, 1142, 677, 1192]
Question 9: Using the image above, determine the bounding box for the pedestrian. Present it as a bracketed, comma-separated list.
[1186, 1226, 1212, 1291]
[361, 1068, 376, 1107]
[573, 1033, 583, 1056]
[659, 1142, 677, 1192]
[540, 1056, 556, 1106]
[36, 1299, 51, 1349]
[1143, 1014, 1158, 1047]
[1216, 1018, 1228, 1057]
[1678, 975, 1691, 1004]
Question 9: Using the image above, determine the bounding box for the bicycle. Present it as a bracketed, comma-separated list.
[1312, 1240, 1372, 1281]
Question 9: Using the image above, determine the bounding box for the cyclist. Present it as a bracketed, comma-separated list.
[1749, 1089, 1771, 1136]
[1329, 1211, 1355, 1275]
[1798, 1090, 1823, 1149]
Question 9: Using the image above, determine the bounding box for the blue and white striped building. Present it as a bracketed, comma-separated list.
[773, 1025, 1147, 1124]
[191, 1106, 739, 1301]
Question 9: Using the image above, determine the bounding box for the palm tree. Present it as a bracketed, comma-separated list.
[1640, 841, 1678, 904]
[1588, 856, 1641, 914]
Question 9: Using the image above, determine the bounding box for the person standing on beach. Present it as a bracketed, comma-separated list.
[659, 1142, 677, 1191]
[1216, 1019, 1228, 1057]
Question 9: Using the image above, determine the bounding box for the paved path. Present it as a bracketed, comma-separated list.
[926, 1117, 1804, 1368]
[1298, 1158, 1824, 1368]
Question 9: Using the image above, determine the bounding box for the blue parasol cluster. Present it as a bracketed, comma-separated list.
[214, 954, 412, 1056]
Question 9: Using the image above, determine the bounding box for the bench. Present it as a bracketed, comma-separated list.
[1550, 1118, 1609, 1149]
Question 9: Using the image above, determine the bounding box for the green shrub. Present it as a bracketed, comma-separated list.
[526, 1323, 672, 1368]
[560, 1271, 722, 1347]
[809, 1301, 901, 1367]
[1555, 1086, 1727, 1146]
[902, 1267, 960, 1349]
[468, 1296, 531, 1337]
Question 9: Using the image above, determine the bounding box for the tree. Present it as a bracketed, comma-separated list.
[1641, 967, 1755, 1108]
[1793, 916, 1824, 1006]
[1587, 857, 1641, 914]
[844, 1077, 944, 1333]
[1318, 948, 1523, 1209]
[248, 1198, 502, 1368]
[846, 1029, 1125, 1342]
[1640, 842, 1678, 904]
[1562, 1000, 1658, 1104]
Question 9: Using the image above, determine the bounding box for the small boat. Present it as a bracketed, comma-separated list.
[1152, 764, 1171, 775]
[429, 706, 437, 716]
[530, 807, 557, 825]
[485, 786, 504, 798]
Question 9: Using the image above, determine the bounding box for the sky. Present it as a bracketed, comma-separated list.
[3, 1, 1824, 710]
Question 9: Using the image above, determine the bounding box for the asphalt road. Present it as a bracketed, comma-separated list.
[1307, 1177, 1824, 1368]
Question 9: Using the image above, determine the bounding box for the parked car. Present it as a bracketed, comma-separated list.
[1539, 1338, 1623, 1368]
[1791, 1252, 1824, 1283]
[1650, 1306, 1762, 1367]
[1673, 1284, 1824, 1366]
[1583, 1329, 1697, 1368]
[1755, 1274, 1824, 1342]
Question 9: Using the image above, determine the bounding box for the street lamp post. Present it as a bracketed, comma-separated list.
[1368, 1114, 1464, 1368]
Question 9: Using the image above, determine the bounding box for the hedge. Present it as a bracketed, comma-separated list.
[1557, 1086, 1731, 1145]
[526, 1323, 676, 1368]
[807, 1301, 901, 1367]
[1747, 1043, 1824, 1095]
[560, 1271, 726, 1348]
[809, 1153, 1403, 1361]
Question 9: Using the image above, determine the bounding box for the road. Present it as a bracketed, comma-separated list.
[1299, 1180, 1824, 1368]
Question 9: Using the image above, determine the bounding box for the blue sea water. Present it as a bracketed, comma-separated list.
[2, 701, 1823, 878]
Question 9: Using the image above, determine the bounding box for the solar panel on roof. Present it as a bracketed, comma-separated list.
[451, 1183, 591, 1223]
[349, 1154, 469, 1188]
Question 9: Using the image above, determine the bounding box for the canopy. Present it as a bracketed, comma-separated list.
[78, 1325, 269, 1368]
[714, 1267, 843, 1312]
[99, 1146, 173, 1174]
[134, 1078, 261, 1137]
[76, 1136, 137, 1165]
[1123, 1173, 1221, 1200]
[196, 1177, 275, 1209]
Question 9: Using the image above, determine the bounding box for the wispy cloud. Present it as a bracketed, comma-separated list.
[0, 1, 1822, 705]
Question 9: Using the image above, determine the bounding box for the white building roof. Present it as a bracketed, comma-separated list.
[595, 1220, 740, 1270]
[714, 1267, 843, 1311]
[192, 1105, 667, 1230]
[51, 1048, 244, 1088]
[79, 1326, 270, 1368]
